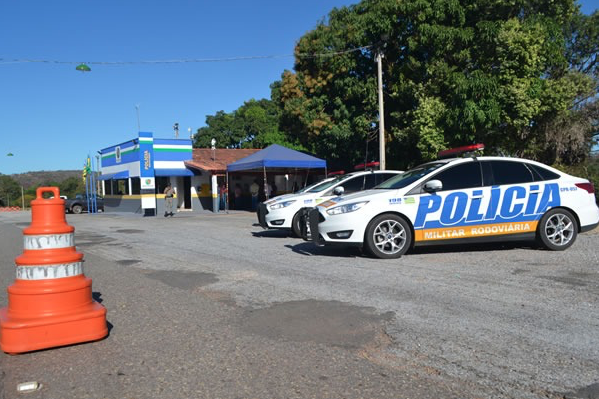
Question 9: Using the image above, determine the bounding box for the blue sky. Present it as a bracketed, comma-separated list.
[1, 0, 597, 175]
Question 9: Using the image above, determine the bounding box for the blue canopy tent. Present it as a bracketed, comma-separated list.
[226, 144, 327, 201]
[227, 144, 327, 172]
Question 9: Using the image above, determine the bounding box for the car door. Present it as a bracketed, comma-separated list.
[409, 160, 484, 243]
[478, 160, 550, 239]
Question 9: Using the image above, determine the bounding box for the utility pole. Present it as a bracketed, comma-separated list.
[376, 52, 386, 170]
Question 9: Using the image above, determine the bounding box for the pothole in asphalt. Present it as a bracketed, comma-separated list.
[539, 275, 588, 287]
[115, 229, 145, 234]
[240, 299, 394, 349]
[564, 382, 599, 399]
[116, 259, 141, 266]
[144, 270, 219, 290]
[75, 233, 117, 246]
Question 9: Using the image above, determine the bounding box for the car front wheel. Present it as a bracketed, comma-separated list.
[291, 212, 302, 238]
[537, 208, 578, 251]
[364, 214, 412, 259]
[72, 204, 83, 214]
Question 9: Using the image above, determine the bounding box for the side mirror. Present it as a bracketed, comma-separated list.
[333, 186, 345, 196]
[424, 180, 442, 193]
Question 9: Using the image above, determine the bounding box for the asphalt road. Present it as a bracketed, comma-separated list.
[0, 210, 598, 399]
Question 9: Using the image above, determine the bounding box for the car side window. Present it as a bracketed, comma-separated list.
[528, 164, 560, 181]
[323, 175, 363, 196]
[339, 175, 366, 194]
[482, 160, 534, 186]
[363, 174, 377, 189]
[428, 162, 482, 191]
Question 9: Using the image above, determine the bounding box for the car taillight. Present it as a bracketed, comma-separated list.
[575, 182, 595, 194]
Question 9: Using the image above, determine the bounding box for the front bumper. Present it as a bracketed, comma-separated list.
[258, 202, 293, 229]
[301, 207, 368, 247]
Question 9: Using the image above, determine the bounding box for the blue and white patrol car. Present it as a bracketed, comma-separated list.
[303, 155, 599, 258]
[257, 170, 402, 237]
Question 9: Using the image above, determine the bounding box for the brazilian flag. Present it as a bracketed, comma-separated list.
[82, 157, 91, 181]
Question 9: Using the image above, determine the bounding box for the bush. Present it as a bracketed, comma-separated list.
[554, 156, 599, 204]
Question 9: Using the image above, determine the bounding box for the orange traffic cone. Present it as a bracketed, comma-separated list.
[0, 187, 107, 354]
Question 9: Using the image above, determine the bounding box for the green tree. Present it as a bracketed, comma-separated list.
[276, 0, 597, 169]
[194, 99, 304, 150]
[194, 110, 243, 148]
[59, 176, 85, 199]
[0, 175, 22, 207]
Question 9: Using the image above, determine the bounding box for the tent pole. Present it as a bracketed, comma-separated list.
[225, 172, 229, 213]
[263, 166, 268, 200]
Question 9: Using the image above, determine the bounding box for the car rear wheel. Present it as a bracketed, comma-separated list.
[72, 204, 83, 214]
[364, 214, 412, 259]
[537, 208, 578, 251]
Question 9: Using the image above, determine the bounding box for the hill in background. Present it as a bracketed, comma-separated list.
[10, 170, 81, 189]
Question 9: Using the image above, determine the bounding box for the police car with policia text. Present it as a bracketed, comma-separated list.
[258, 168, 402, 237]
[302, 145, 599, 259]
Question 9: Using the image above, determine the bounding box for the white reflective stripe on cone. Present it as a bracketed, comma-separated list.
[16, 262, 83, 280]
[23, 233, 75, 250]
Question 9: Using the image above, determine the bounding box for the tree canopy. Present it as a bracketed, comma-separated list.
[193, 99, 305, 151]
[195, 0, 598, 171]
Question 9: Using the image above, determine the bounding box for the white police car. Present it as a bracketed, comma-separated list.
[257, 169, 402, 237]
[303, 152, 599, 258]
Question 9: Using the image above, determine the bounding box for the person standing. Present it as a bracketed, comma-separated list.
[265, 181, 273, 200]
[164, 183, 175, 217]
[233, 184, 242, 210]
[219, 183, 227, 212]
[250, 179, 259, 211]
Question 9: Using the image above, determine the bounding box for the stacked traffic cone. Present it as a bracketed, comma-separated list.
[0, 187, 107, 354]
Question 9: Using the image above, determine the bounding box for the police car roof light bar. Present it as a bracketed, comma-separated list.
[437, 143, 485, 159]
[354, 161, 380, 171]
[328, 170, 345, 176]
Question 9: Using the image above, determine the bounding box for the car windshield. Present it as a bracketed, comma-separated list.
[374, 162, 448, 190]
[306, 175, 350, 193]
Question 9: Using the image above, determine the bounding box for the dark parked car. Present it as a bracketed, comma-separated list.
[65, 194, 104, 214]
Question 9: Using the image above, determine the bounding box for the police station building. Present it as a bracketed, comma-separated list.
[99, 132, 212, 215]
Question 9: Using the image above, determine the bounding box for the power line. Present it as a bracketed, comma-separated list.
[0, 45, 372, 66]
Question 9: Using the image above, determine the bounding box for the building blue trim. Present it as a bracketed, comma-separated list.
[155, 168, 195, 177]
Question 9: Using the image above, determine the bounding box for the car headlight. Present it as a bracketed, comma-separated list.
[326, 201, 369, 215]
[269, 200, 296, 210]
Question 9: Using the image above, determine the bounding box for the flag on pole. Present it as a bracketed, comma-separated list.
[83, 157, 91, 181]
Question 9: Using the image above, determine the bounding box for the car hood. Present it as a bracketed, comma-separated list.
[318, 188, 393, 206]
[341, 189, 389, 201]
[266, 191, 321, 205]
[264, 193, 295, 204]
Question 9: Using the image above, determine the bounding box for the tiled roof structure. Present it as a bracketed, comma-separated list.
[185, 148, 261, 173]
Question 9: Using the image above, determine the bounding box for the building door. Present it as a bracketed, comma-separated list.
[183, 176, 192, 209]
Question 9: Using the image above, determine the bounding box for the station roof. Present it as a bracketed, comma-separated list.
[185, 148, 260, 173]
